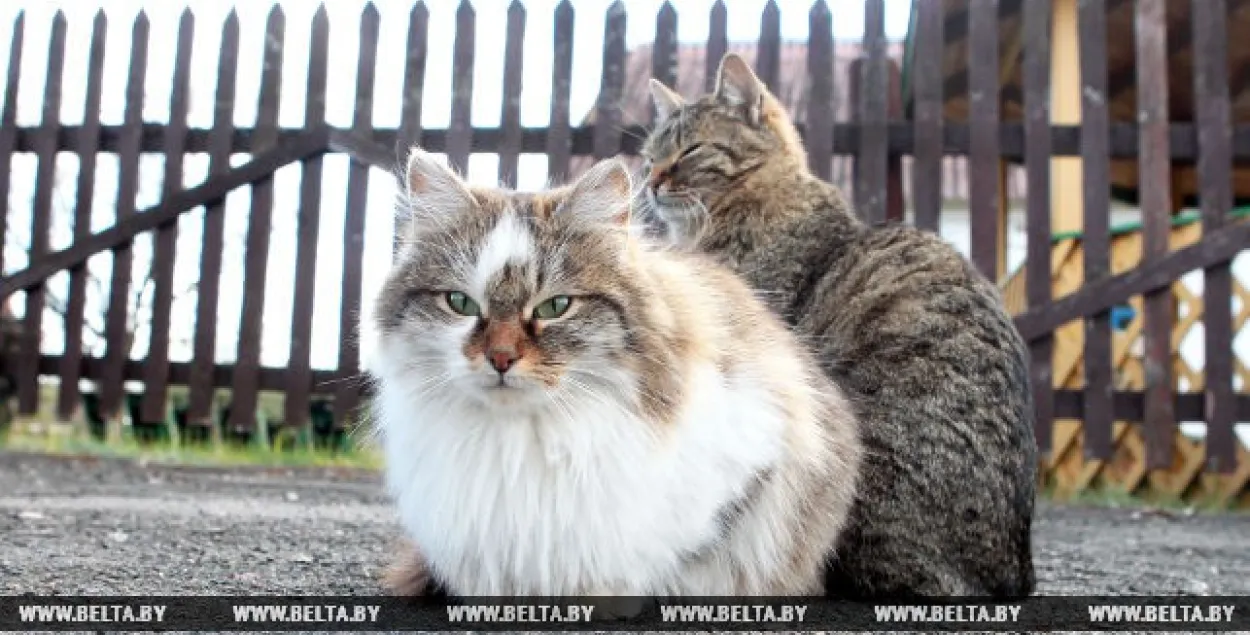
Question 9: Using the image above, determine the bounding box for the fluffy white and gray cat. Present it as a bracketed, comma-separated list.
[366, 150, 862, 597]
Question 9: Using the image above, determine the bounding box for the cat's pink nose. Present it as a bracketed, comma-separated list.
[488, 349, 518, 374]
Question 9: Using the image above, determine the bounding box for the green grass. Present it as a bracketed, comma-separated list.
[0, 421, 383, 471]
[1, 381, 383, 470]
[1042, 483, 1244, 514]
[0, 432, 383, 470]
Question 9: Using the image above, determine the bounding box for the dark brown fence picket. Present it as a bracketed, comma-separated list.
[546, 0, 574, 183]
[856, 0, 887, 225]
[98, 13, 149, 420]
[1135, 0, 1175, 469]
[398, 1, 429, 154]
[704, 0, 726, 93]
[395, 1, 429, 255]
[140, 9, 194, 425]
[229, 6, 285, 435]
[333, 3, 380, 430]
[806, 1, 833, 181]
[284, 5, 330, 432]
[446, 0, 475, 173]
[756, 1, 781, 93]
[187, 11, 240, 427]
[650, 1, 677, 124]
[967, 0, 1000, 280]
[1023, 0, 1053, 456]
[16, 12, 66, 415]
[1078, 0, 1113, 460]
[1192, 0, 1237, 473]
[593, 1, 626, 161]
[498, 1, 527, 187]
[910, 0, 943, 233]
[0, 13, 24, 280]
[57, 11, 108, 422]
[15, 12, 64, 415]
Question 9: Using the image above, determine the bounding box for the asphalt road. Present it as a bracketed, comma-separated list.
[2, 451, 1248, 596]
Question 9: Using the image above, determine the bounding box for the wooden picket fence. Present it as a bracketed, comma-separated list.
[0, 0, 1246, 503]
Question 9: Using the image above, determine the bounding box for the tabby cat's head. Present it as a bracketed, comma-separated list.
[372, 150, 655, 412]
[640, 53, 806, 237]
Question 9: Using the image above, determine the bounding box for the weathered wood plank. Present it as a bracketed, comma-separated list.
[56, 11, 107, 422]
[17, 12, 66, 415]
[545, 0, 574, 183]
[333, 2, 381, 430]
[394, 2, 429, 255]
[856, 0, 887, 224]
[755, 1, 780, 93]
[497, 0, 526, 187]
[1134, 0, 1174, 469]
[1051, 390, 1250, 423]
[703, 1, 727, 93]
[140, 9, 194, 424]
[446, 0, 475, 173]
[592, 1, 626, 161]
[1192, 0, 1237, 473]
[0, 12, 25, 279]
[284, 4, 330, 432]
[545, 0, 572, 183]
[229, 6, 286, 434]
[1013, 220, 1250, 341]
[397, 2, 429, 152]
[1022, 0, 1053, 456]
[98, 12, 150, 420]
[13, 122, 1250, 162]
[1078, 0, 1113, 460]
[187, 10, 240, 426]
[967, 0, 1000, 280]
[650, 1, 677, 124]
[805, 1, 833, 181]
[910, 0, 943, 232]
[885, 61, 904, 224]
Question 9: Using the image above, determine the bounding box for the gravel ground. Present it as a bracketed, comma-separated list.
[1, 451, 1248, 596]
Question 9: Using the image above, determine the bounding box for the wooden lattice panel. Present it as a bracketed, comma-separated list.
[1004, 218, 1249, 507]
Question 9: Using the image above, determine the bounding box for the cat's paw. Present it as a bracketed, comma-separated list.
[381, 540, 435, 597]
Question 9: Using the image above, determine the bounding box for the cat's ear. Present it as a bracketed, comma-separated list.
[562, 159, 633, 226]
[648, 78, 684, 120]
[403, 147, 474, 208]
[714, 53, 764, 125]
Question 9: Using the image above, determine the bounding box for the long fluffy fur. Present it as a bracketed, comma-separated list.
[368, 154, 861, 597]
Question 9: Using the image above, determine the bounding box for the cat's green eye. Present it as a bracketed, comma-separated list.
[532, 295, 572, 320]
[445, 291, 481, 317]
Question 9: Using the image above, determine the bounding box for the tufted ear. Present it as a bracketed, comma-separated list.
[714, 53, 764, 125]
[648, 78, 685, 121]
[399, 147, 476, 239]
[404, 147, 475, 207]
[562, 159, 633, 227]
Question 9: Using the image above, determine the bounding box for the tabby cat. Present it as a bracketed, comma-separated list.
[369, 150, 861, 596]
[639, 53, 1037, 598]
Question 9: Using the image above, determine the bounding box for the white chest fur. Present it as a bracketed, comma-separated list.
[375, 363, 788, 596]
